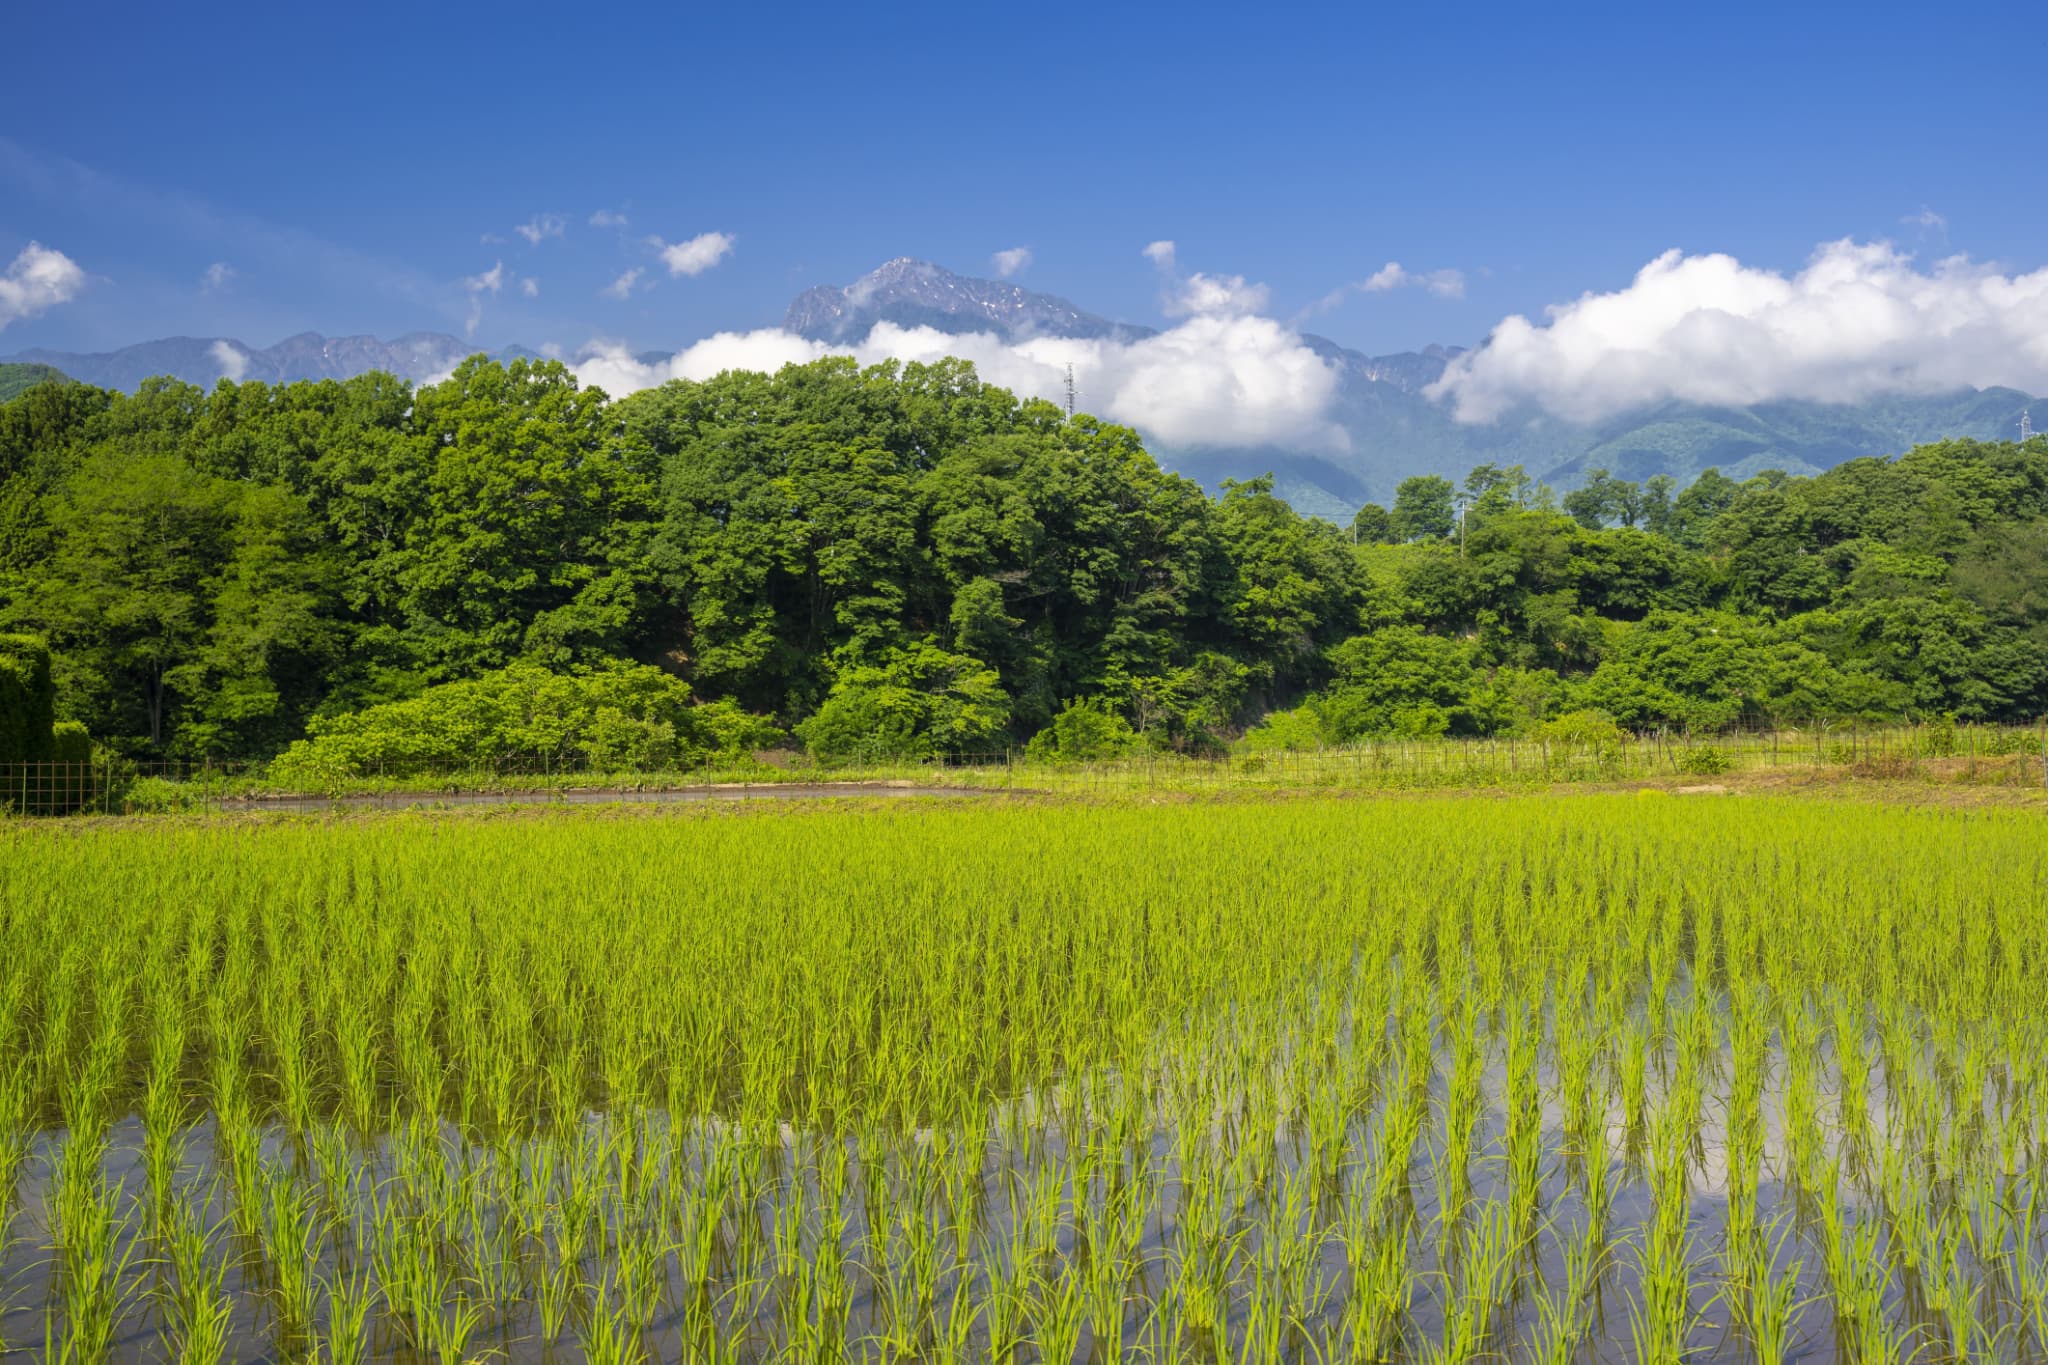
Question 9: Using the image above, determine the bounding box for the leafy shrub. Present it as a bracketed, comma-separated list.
[1237, 706, 1330, 754]
[50, 720, 90, 764]
[267, 659, 782, 782]
[1982, 728, 2046, 757]
[1024, 698, 1141, 763]
[1532, 709, 1625, 757]
[795, 645, 1010, 763]
[117, 776, 204, 813]
[1673, 745, 1733, 775]
[0, 634, 56, 765]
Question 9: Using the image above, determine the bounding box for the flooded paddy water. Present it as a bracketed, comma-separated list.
[2, 793, 2044, 1362]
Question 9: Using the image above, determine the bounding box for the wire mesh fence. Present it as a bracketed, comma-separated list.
[4, 718, 2045, 816]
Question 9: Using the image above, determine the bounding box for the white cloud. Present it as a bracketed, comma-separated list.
[521, 277, 540, 298]
[1902, 206, 1947, 235]
[589, 209, 629, 229]
[1166, 272, 1270, 318]
[652, 231, 736, 277]
[208, 339, 249, 382]
[563, 315, 1344, 451]
[201, 261, 234, 291]
[601, 267, 643, 300]
[991, 246, 1032, 279]
[463, 260, 504, 337]
[1140, 239, 1272, 318]
[0, 241, 86, 331]
[1429, 239, 2048, 423]
[1146, 240, 1269, 317]
[1362, 262, 1466, 299]
[515, 214, 566, 246]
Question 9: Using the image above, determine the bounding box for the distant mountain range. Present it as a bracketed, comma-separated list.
[780, 261, 2040, 520]
[1, 332, 540, 393]
[7, 260, 2038, 521]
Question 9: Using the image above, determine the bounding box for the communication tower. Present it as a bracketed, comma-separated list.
[2023, 408, 2034, 443]
[1064, 363, 1076, 419]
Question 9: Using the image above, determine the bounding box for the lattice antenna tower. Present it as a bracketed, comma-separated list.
[2024, 407, 2034, 443]
[1064, 363, 1076, 419]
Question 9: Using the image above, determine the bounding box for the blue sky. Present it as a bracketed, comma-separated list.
[3, 0, 2046, 413]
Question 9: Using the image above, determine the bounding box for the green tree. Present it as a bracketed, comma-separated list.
[1349, 502, 1394, 544]
[11, 451, 237, 749]
[397, 357, 655, 677]
[1390, 475, 1456, 543]
[1312, 626, 1482, 738]
[794, 643, 1011, 761]
[0, 633, 56, 763]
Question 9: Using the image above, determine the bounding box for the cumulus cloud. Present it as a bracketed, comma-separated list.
[564, 315, 1344, 451]
[521, 277, 540, 298]
[201, 261, 234, 291]
[209, 339, 249, 382]
[515, 213, 566, 246]
[1428, 239, 2048, 423]
[601, 267, 643, 300]
[0, 241, 87, 331]
[1166, 272, 1270, 318]
[991, 246, 1032, 279]
[651, 231, 736, 277]
[589, 209, 629, 229]
[1362, 261, 1466, 299]
[463, 260, 504, 337]
[1142, 238, 1272, 318]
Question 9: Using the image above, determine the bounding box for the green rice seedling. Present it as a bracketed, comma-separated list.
[259, 1165, 323, 1345]
[1628, 1151, 1696, 1363]
[1030, 1261, 1087, 1365]
[50, 1174, 148, 1365]
[318, 1263, 374, 1365]
[1528, 1218, 1600, 1365]
[535, 1253, 580, 1345]
[162, 1227, 235, 1365]
[420, 1291, 489, 1365]
[1618, 1013, 1651, 1157]
[578, 1282, 643, 1365]
[160, 1199, 227, 1342]
[6, 789, 2048, 1360]
[0, 1058, 31, 1244]
[1343, 1211, 1409, 1358]
[614, 1212, 668, 1331]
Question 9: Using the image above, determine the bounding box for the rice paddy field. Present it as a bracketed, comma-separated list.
[2, 792, 2047, 1363]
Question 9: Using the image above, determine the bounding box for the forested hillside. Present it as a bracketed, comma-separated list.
[0, 364, 67, 403]
[1, 357, 2043, 764]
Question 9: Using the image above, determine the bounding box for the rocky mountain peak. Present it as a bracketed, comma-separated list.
[782, 258, 1154, 345]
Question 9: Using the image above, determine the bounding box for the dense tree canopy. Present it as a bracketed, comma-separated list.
[1, 356, 2043, 764]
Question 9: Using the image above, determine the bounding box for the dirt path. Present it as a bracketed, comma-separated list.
[223, 782, 1021, 813]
